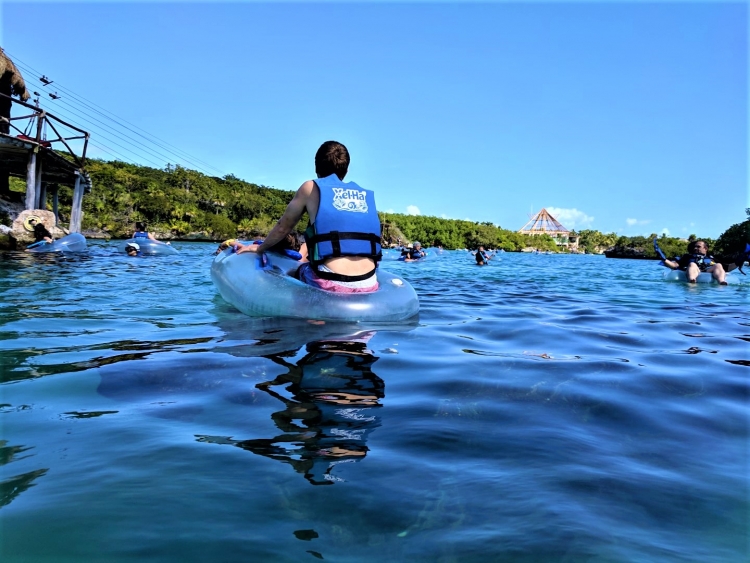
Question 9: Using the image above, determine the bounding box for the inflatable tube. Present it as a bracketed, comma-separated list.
[662, 269, 732, 284]
[397, 254, 427, 262]
[120, 238, 178, 255]
[211, 250, 419, 322]
[27, 233, 87, 253]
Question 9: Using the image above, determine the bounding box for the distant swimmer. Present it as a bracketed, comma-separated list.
[125, 242, 142, 257]
[402, 242, 426, 261]
[474, 245, 494, 266]
[132, 221, 169, 243]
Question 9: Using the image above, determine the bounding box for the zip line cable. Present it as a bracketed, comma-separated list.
[12, 56, 223, 175]
[50, 81, 223, 175]
[39, 94, 188, 170]
[18, 69, 217, 174]
[6, 51, 226, 177]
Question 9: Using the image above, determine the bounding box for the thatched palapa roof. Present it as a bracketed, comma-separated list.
[0, 47, 30, 101]
[518, 208, 569, 235]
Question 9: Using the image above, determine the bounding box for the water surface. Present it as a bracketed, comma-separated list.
[1, 243, 748, 562]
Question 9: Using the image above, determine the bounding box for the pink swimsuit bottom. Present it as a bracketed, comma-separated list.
[297, 263, 379, 294]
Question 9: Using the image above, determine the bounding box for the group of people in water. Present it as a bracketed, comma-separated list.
[399, 241, 427, 262]
[116, 140, 749, 289]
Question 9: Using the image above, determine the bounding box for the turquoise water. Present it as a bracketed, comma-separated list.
[1, 243, 748, 562]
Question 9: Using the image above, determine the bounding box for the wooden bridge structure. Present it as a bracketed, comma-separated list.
[0, 91, 91, 233]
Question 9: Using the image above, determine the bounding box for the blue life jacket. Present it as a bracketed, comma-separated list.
[133, 231, 149, 239]
[305, 174, 382, 282]
[690, 253, 715, 271]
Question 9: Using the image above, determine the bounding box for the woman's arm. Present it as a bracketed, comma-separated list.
[235, 243, 260, 255]
[256, 181, 314, 254]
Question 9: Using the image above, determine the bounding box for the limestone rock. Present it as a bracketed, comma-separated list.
[12, 209, 68, 246]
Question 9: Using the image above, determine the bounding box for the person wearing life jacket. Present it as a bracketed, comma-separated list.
[403, 242, 426, 261]
[663, 240, 727, 285]
[474, 245, 492, 266]
[132, 221, 156, 241]
[236, 141, 381, 293]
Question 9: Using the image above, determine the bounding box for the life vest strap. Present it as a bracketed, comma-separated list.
[306, 230, 382, 262]
[312, 265, 378, 283]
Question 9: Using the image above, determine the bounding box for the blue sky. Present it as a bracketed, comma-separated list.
[2, 1, 747, 238]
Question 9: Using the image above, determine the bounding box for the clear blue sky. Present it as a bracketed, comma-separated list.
[2, 1, 747, 238]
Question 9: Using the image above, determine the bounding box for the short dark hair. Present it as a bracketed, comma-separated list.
[33, 223, 52, 239]
[315, 141, 350, 180]
[136, 222, 147, 231]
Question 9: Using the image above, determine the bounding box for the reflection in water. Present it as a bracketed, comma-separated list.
[0, 440, 48, 509]
[198, 331, 383, 485]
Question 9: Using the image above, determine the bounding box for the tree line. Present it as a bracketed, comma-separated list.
[5, 158, 747, 256]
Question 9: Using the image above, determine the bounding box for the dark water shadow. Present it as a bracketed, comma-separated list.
[197, 328, 391, 485]
[0, 440, 48, 509]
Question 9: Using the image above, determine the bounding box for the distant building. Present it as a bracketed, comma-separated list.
[518, 208, 578, 250]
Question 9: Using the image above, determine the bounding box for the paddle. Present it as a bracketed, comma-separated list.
[26, 240, 50, 250]
[652, 237, 669, 267]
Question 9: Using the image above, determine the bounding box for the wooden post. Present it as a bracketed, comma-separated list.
[25, 149, 37, 210]
[0, 169, 9, 199]
[51, 184, 59, 225]
[69, 171, 84, 233]
[35, 160, 44, 209]
[38, 182, 47, 210]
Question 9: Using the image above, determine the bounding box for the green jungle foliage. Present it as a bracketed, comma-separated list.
[67, 160, 299, 240]
[380, 213, 560, 251]
[714, 208, 750, 258]
[19, 158, 746, 254]
[606, 209, 749, 261]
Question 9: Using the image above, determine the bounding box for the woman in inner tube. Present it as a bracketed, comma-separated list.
[235, 140, 382, 294]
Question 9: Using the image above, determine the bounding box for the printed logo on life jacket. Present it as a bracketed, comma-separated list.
[332, 188, 368, 213]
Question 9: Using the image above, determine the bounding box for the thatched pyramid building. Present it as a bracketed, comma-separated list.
[518, 208, 578, 249]
[518, 208, 569, 235]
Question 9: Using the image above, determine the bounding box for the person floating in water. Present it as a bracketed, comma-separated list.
[222, 233, 307, 261]
[402, 242, 426, 261]
[32, 221, 53, 244]
[215, 239, 237, 254]
[235, 141, 381, 293]
[133, 221, 169, 244]
[125, 242, 142, 257]
[24, 219, 54, 251]
[663, 240, 727, 285]
[474, 245, 494, 266]
[133, 221, 156, 241]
